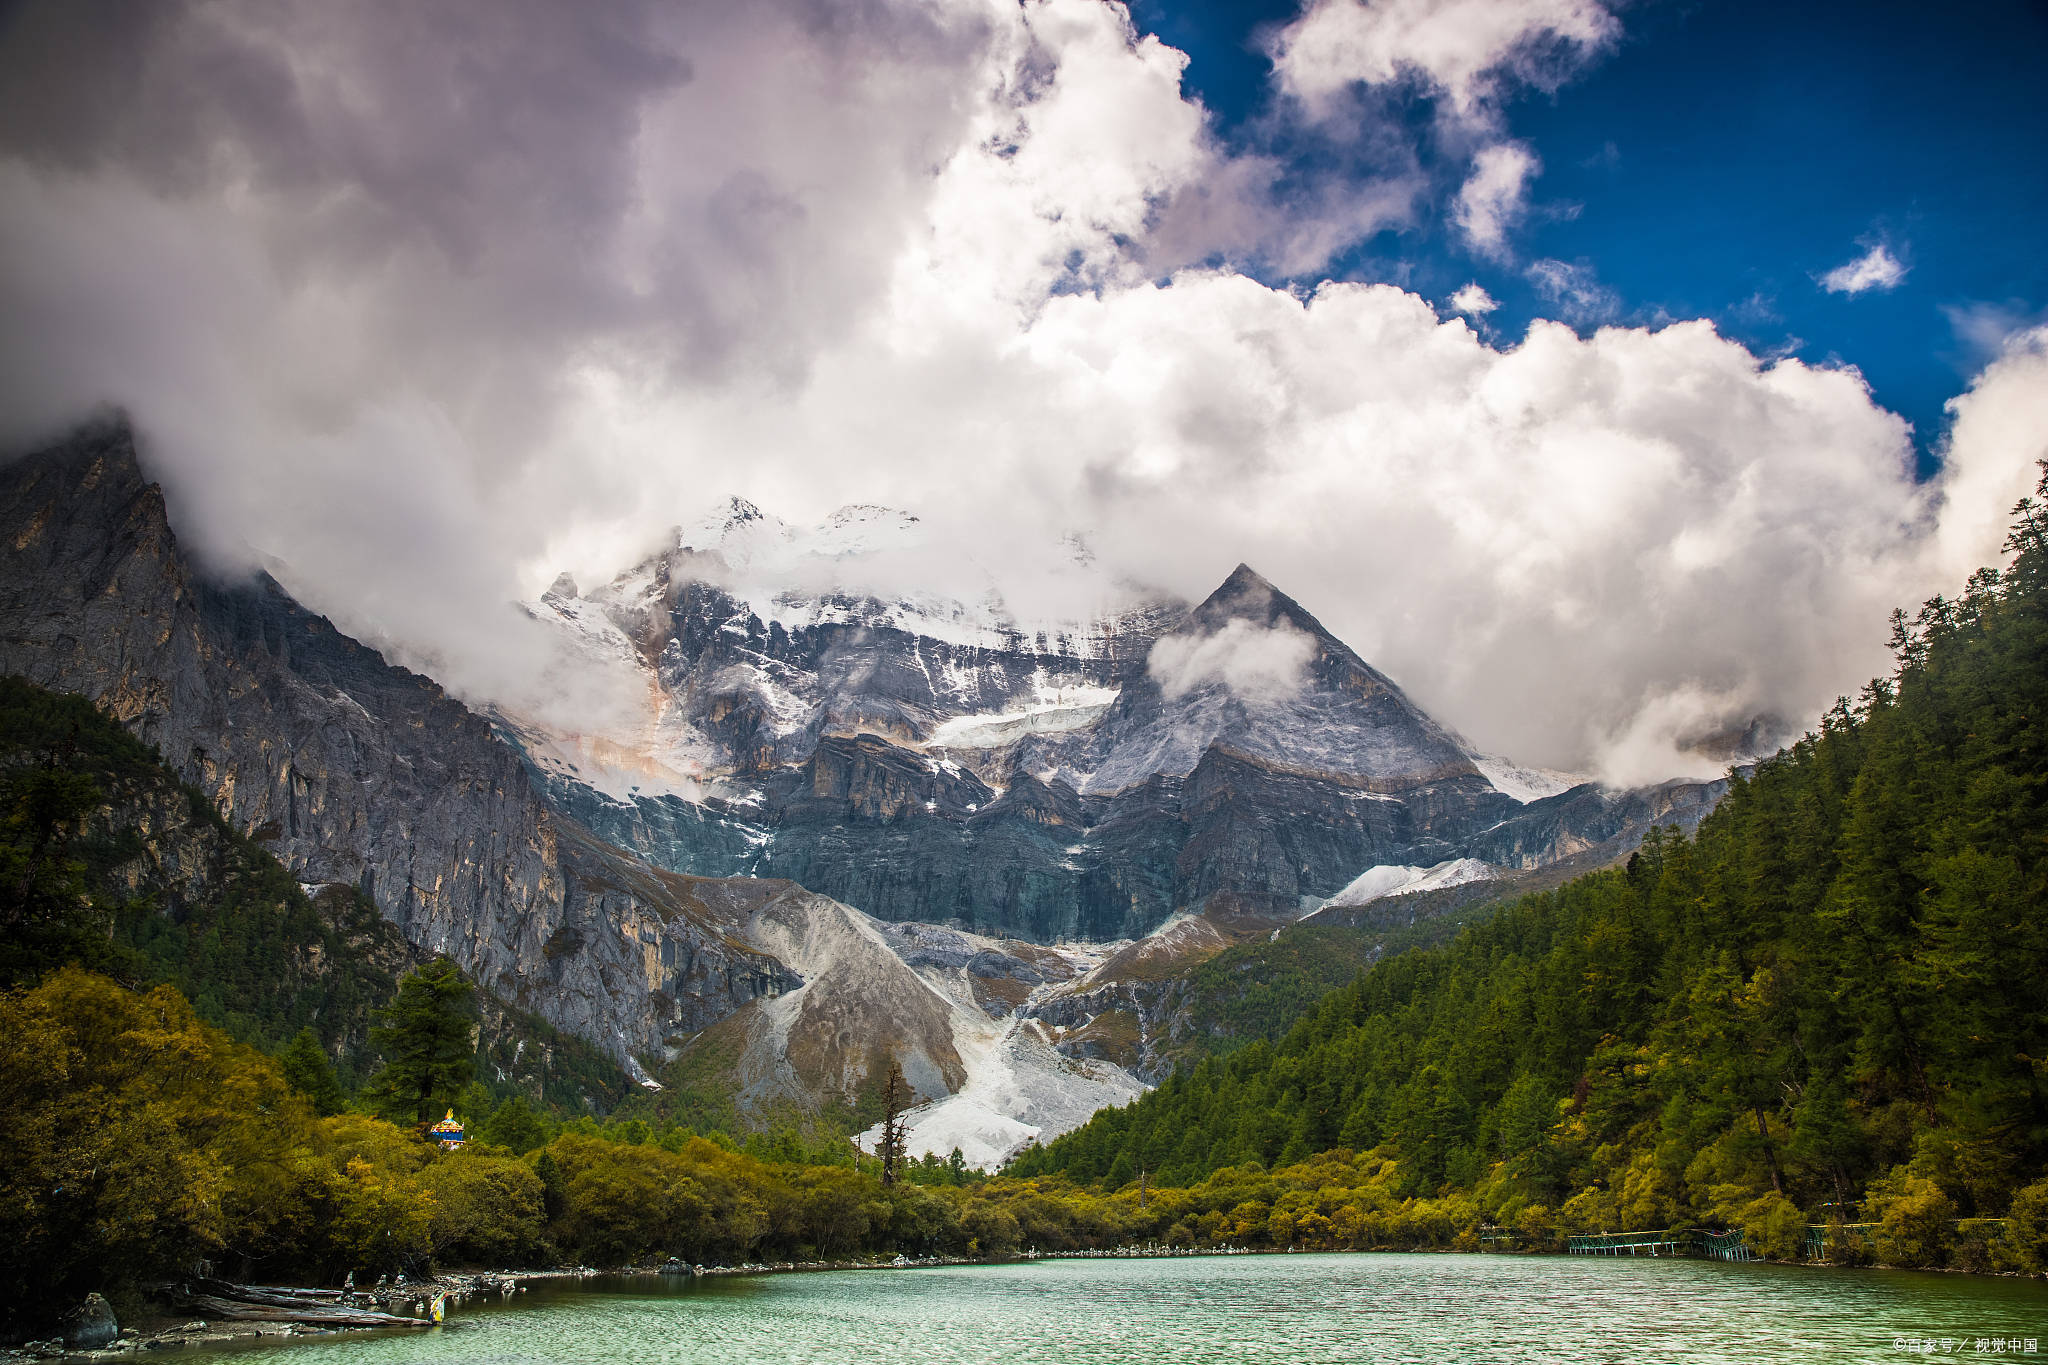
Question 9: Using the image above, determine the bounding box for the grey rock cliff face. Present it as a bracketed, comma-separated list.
[0, 420, 794, 1059]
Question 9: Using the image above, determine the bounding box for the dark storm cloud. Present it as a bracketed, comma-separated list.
[0, 0, 993, 382]
[0, 0, 1001, 719]
[2, 3, 678, 257]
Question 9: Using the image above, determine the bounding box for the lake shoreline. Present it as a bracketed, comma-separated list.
[20, 1251, 2046, 1365]
[13, 1242, 2036, 1362]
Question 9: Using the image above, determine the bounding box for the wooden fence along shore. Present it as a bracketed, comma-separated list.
[1524, 1219, 2015, 1264]
[1557, 1229, 1759, 1261]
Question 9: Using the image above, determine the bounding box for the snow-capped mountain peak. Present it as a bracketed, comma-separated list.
[503, 504, 1718, 953]
[676, 497, 796, 569]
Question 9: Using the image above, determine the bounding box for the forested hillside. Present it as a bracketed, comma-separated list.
[0, 676, 627, 1104]
[1012, 478, 2048, 1242]
[1161, 861, 1610, 1072]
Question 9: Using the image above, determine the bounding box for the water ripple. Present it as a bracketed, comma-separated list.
[182, 1254, 2048, 1365]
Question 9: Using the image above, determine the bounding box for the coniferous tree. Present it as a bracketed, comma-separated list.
[366, 957, 477, 1129]
[481, 1095, 550, 1154]
[457, 1079, 498, 1130]
[878, 1059, 910, 1188]
[0, 726, 107, 983]
[277, 1026, 346, 1115]
[530, 1148, 567, 1220]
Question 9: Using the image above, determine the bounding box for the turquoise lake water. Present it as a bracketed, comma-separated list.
[178, 1253, 2048, 1364]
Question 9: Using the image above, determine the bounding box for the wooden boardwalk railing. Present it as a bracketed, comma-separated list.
[1552, 1218, 2011, 1264]
[1564, 1230, 1701, 1257]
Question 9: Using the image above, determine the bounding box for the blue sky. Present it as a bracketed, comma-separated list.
[1133, 0, 2048, 471]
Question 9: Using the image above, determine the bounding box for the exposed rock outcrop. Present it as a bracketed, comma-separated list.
[0, 419, 792, 1060]
[62, 1294, 117, 1350]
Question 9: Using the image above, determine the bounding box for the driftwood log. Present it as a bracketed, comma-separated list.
[167, 1282, 428, 1329]
[187, 1279, 345, 1308]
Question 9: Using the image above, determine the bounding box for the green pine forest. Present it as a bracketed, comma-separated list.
[1011, 475, 2048, 1261]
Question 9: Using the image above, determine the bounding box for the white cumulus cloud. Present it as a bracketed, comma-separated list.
[1821, 243, 1908, 295]
[1449, 282, 1500, 314]
[1271, 0, 1621, 126]
[1453, 142, 1539, 258]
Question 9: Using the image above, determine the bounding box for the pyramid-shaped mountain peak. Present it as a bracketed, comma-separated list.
[1192, 563, 1282, 618]
[1217, 562, 1273, 595]
[1190, 563, 1337, 644]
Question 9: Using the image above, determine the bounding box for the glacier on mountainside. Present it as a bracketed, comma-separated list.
[856, 1014, 1149, 1172]
[925, 683, 1121, 749]
[1314, 857, 1499, 912]
[1467, 753, 1590, 804]
[855, 922, 1147, 1169]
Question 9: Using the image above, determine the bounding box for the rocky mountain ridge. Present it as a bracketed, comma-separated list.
[0, 421, 793, 1062]
[0, 423, 1162, 1159]
[506, 502, 1726, 944]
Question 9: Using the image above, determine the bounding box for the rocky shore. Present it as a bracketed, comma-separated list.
[2, 1271, 598, 1362]
[3, 1248, 1276, 1360]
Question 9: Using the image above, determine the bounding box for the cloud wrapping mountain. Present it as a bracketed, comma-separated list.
[0, 0, 2044, 784]
[1148, 618, 1318, 704]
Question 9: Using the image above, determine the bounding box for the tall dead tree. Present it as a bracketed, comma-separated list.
[878, 1059, 910, 1188]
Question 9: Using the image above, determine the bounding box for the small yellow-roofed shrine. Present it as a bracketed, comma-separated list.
[430, 1108, 465, 1150]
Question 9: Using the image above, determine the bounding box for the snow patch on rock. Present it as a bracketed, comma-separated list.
[1316, 857, 1498, 911]
[1469, 754, 1588, 804]
[926, 685, 1120, 748]
[622, 1053, 664, 1091]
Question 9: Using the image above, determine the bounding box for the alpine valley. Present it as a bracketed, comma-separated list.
[0, 420, 1733, 1166]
